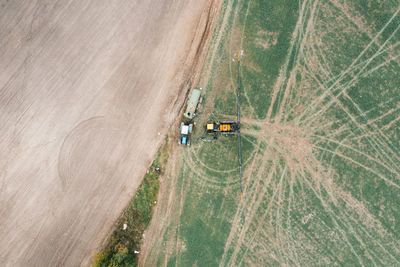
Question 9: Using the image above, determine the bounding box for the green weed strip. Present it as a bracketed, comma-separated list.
[92, 138, 168, 267]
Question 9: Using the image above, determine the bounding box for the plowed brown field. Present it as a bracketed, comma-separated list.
[0, 0, 214, 266]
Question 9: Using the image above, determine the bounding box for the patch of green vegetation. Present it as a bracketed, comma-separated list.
[179, 195, 230, 266]
[240, 0, 299, 119]
[348, 0, 400, 41]
[91, 138, 168, 267]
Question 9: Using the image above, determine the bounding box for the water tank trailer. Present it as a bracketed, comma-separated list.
[183, 88, 202, 120]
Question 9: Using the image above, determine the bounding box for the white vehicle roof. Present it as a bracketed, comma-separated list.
[181, 125, 189, 135]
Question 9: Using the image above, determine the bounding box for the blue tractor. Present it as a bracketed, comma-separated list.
[179, 122, 193, 145]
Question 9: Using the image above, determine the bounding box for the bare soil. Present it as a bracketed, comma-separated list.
[0, 0, 213, 266]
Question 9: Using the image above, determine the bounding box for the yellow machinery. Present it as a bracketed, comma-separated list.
[206, 121, 238, 135]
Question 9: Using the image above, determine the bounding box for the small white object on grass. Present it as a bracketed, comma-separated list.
[123, 223, 127, 230]
[134, 250, 140, 254]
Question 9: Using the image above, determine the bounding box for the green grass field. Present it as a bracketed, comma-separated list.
[142, 0, 400, 266]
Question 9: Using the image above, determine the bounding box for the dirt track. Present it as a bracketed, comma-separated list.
[0, 0, 212, 266]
